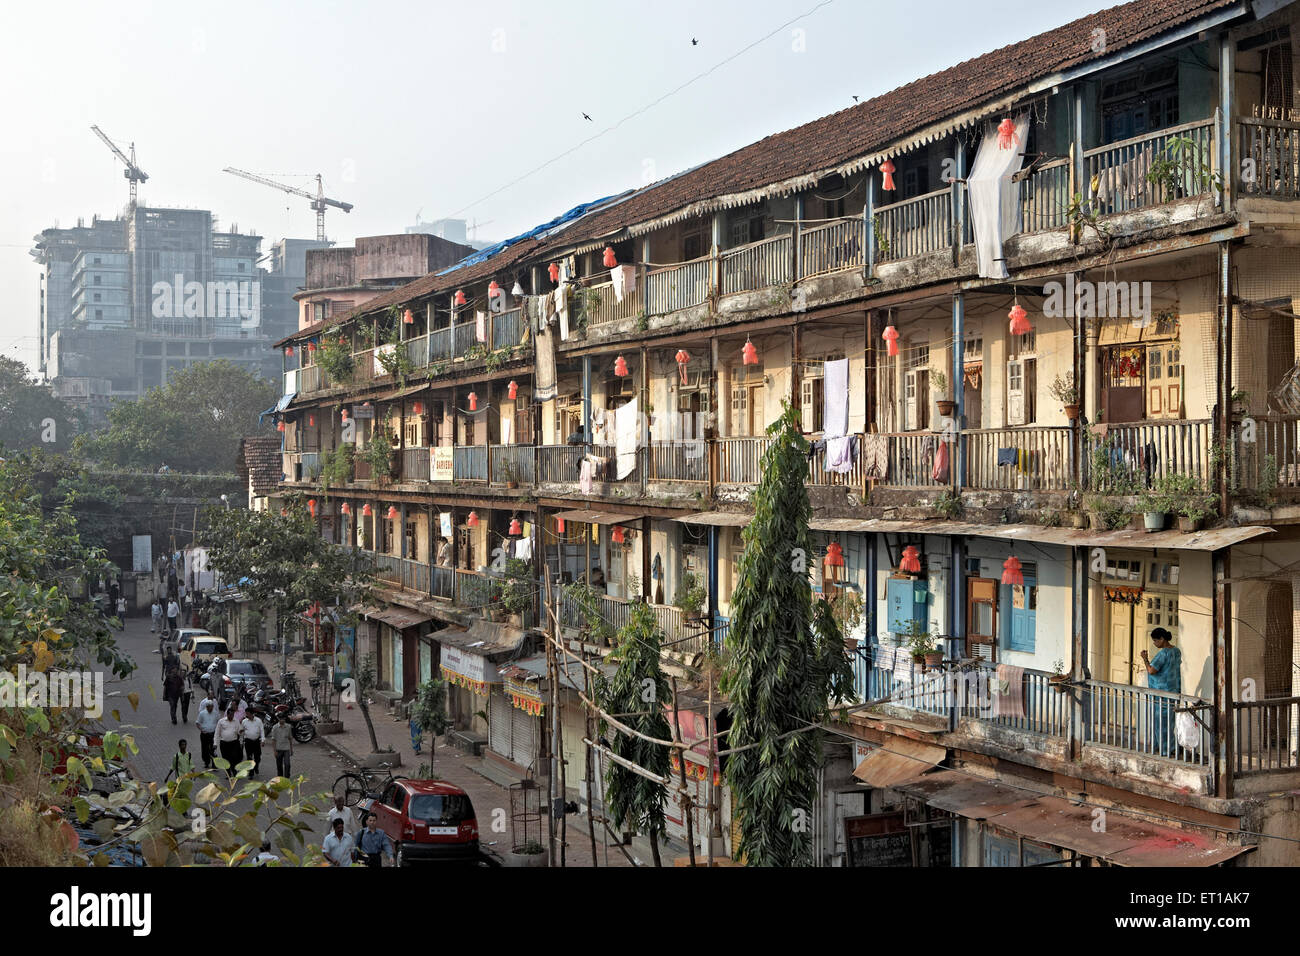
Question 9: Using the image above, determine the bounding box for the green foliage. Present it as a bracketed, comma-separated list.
[353, 653, 380, 752]
[722, 402, 855, 867]
[75, 360, 276, 473]
[564, 581, 616, 646]
[377, 333, 416, 385]
[1048, 371, 1077, 405]
[1088, 438, 1137, 494]
[934, 490, 964, 520]
[0, 356, 81, 454]
[317, 334, 355, 384]
[595, 599, 672, 864]
[409, 678, 451, 757]
[362, 419, 395, 482]
[499, 557, 534, 616]
[484, 349, 507, 372]
[673, 572, 706, 615]
[318, 443, 354, 497]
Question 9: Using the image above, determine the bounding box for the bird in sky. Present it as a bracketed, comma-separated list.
[691, 37, 698, 45]
[582, 112, 592, 122]
[852, 96, 860, 103]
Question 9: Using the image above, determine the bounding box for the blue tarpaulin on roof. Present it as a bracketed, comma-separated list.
[436, 192, 634, 276]
[259, 393, 295, 424]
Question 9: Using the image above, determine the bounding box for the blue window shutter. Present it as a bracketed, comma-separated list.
[1006, 576, 1036, 653]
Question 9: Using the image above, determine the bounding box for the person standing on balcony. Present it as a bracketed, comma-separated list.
[1140, 627, 1181, 756]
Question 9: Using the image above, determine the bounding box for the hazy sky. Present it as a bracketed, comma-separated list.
[0, 0, 1106, 373]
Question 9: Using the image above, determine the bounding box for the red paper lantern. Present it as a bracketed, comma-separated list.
[900, 545, 922, 574]
[1002, 555, 1024, 586]
[508, 381, 519, 400]
[341, 408, 349, 422]
[307, 499, 317, 517]
[880, 160, 896, 192]
[280, 508, 288, 517]
[675, 349, 691, 385]
[614, 355, 629, 377]
[825, 542, 845, 567]
[276, 420, 286, 433]
[403, 308, 414, 324]
[556, 518, 566, 533]
[488, 281, 501, 298]
[509, 517, 522, 536]
[997, 117, 1018, 150]
[285, 346, 294, 357]
[1008, 303, 1032, 336]
[362, 503, 373, 518]
[454, 289, 467, 306]
[340, 502, 351, 516]
[412, 400, 423, 416]
[611, 525, 625, 544]
[338, 336, 347, 345]
[308, 414, 315, 427]
[467, 510, 480, 528]
[467, 391, 478, 411]
[307, 341, 317, 352]
[548, 262, 560, 283]
[603, 246, 617, 268]
[882, 326, 899, 357]
[742, 339, 758, 366]
[386, 506, 399, 520]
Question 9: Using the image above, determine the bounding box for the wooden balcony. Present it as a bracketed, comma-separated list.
[1238, 115, 1300, 200]
[799, 219, 864, 278]
[645, 256, 710, 316]
[1082, 118, 1217, 217]
[720, 234, 792, 294]
[964, 427, 1073, 492]
[875, 187, 954, 262]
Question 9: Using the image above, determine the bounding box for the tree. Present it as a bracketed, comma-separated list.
[354, 653, 381, 754]
[721, 402, 855, 867]
[0, 356, 80, 454]
[75, 359, 277, 473]
[596, 599, 673, 866]
[409, 678, 451, 765]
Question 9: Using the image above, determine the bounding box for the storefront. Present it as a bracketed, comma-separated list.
[359, 604, 435, 699]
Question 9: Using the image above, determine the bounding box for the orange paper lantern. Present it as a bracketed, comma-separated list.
[454, 289, 467, 306]
[556, 518, 566, 533]
[412, 400, 423, 416]
[1008, 303, 1032, 336]
[742, 339, 758, 366]
[387, 506, 399, 520]
[277, 421, 286, 432]
[508, 381, 518, 400]
[362, 503, 373, 517]
[285, 346, 294, 357]
[509, 517, 522, 536]
[614, 355, 629, 377]
[825, 542, 845, 567]
[467, 392, 478, 411]
[883, 326, 899, 357]
[900, 545, 922, 574]
[548, 262, 560, 283]
[1002, 555, 1024, 586]
[880, 160, 896, 191]
[403, 308, 414, 324]
[488, 281, 501, 298]
[997, 117, 1018, 149]
[340, 502, 351, 516]
[307, 499, 317, 517]
[467, 510, 480, 527]
[603, 246, 617, 268]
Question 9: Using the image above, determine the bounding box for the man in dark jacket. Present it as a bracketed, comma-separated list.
[163, 665, 185, 725]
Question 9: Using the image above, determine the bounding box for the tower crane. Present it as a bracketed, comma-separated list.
[90, 125, 148, 206]
[222, 168, 353, 242]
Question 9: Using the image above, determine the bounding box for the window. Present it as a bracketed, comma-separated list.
[964, 331, 983, 361]
[683, 232, 704, 261]
[93, 293, 101, 302]
[93, 275, 101, 285]
[95, 310, 103, 321]
[93, 257, 101, 265]
[1002, 561, 1037, 653]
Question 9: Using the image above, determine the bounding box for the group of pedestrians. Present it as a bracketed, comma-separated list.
[321, 795, 395, 867]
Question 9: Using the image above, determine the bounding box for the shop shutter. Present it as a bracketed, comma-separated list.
[489, 690, 511, 759]
[511, 705, 538, 773]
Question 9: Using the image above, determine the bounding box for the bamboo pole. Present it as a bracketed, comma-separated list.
[670, 676, 696, 866]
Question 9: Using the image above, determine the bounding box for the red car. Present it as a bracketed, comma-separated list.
[360, 779, 480, 865]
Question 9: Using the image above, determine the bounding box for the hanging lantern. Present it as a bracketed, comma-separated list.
[614, 355, 630, 377]
[508, 381, 519, 400]
[341, 408, 349, 422]
[675, 349, 690, 385]
[509, 517, 522, 536]
[307, 499, 317, 517]
[285, 346, 294, 357]
[1008, 302, 1032, 336]
[308, 414, 315, 427]
[511, 280, 524, 297]
[900, 545, 922, 574]
[454, 289, 467, 306]
[412, 400, 423, 416]
[1002, 555, 1024, 586]
[603, 246, 618, 268]
[611, 525, 626, 544]
[276, 420, 286, 433]
[403, 308, 414, 324]
[556, 517, 566, 533]
[548, 262, 560, 283]
[386, 506, 399, 520]
[488, 280, 501, 298]
[307, 341, 317, 353]
[362, 503, 373, 517]
[880, 159, 896, 191]
[340, 502, 351, 516]
[883, 326, 900, 357]
[742, 338, 758, 366]
[338, 336, 347, 346]
[280, 508, 288, 517]
[467, 391, 478, 411]
[997, 117, 1018, 150]
[467, 510, 480, 528]
[825, 542, 845, 568]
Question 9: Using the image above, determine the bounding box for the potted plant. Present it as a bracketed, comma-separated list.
[1231, 389, 1250, 416]
[507, 839, 549, 868]
[675, 572, 707, 622]
[498, 460, 519, 490]
[829, 588, 863, 648]
[1049, 658, 1069, 692]
[904, 619, 935, 664]
[1049, 372, 1079, 421]
[931, 369, 954, 417]
[1179, 493, 1218, 532]
[1136, 487, 1170, 533]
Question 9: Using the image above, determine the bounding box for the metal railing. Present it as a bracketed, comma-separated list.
[299, 365, 324, 393]
[1239, 115, 1300, 199]
[1234, 697, 1300, 775]
[401, 446, 429, 482]
[452, 321, 481, 358]
[648, 440, 708, 483]
[720, 234, 793, 294]
[716, 436, 772, 484]
[1090, 419, 1212, 491]
[491, 307, 526, 350]
[875, 188, 953, 262]
[453, 445, 488, 481]
[1017, 158, 1071, 233]
[800, 219, 865, 278]
[1083, 118, 1217, 216]
[431, 565, 455, 600]
[1082, 679, 1211, 767]
[490, 444, 535, 485]
[645, 256, 710, 316]
[965, 427, 1073, 491]
[953, 661, 1069, 738]
[538, 444, 584, 483]
[807, 433, 866, 487]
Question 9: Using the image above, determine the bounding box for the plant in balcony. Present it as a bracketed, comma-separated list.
[1049, 657, 1069, 691]
[829, 588, 863, 647]
[362, 420, 396, 484]
[930, 369, 954, 416]
[1084, 493, 1129, 531]
[318, 336, 355, 384]
[377, 324, 416, 386]
[1230, 389, 1250, 416]
[579, 286, 603, 325]
[499, 557, 534, 621]
[1048, 371, 1079, 421]
[318, 443, 354, 498]
[1135, 487, 1171, 533]
[484, 348, 507, 372]
[673, 571, 707, 622]
[903, 619, 939, 666]
[497, 459, 519, 489]
[934, 490, 963, 520]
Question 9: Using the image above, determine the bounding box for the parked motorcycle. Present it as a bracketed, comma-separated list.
[250, 687, 317, 743]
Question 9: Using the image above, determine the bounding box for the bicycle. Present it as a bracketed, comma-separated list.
[332, 764, 406, 807]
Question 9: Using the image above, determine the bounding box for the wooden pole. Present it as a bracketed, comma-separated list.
[670, 676, 696, 866]
[581, 637, 599, 866]
[544, 563, 557, 863]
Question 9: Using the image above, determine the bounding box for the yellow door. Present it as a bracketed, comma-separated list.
[1107, 602, 1135, 685]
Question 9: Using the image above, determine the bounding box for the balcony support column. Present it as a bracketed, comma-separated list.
[1073, 269, 1087, 489]
[1217, 243, 1233, 515]
[865, 172, 876, 277]
[793, 194, 805, 281]
[952, 292, 965, 490]
[641, 346, 649, 496]
[1213, 548, 1234, 798]
[708, 525, 720, 644]
[1218, 30, 1235, 213]
[1070, 544, 1088, 760]
[582, 355, 593, 446]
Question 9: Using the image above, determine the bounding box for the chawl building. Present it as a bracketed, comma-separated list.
[266, 0, 1300, 865]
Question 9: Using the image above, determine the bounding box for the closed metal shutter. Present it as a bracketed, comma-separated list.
[489, 690, 511, 759]
[511, 705, 538, 773]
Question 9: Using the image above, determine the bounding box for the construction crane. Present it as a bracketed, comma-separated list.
[90, 125, 148, 206]
[222, 168, 353, 242]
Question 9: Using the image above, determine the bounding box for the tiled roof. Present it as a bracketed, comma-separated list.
[278, 0, 1240, 347]
[237, 436, 283, 497]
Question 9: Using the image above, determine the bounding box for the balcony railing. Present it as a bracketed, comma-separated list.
[490, 444, 535, 485]
[645, 256, 710, 316]
[431, 565, 455, 600]
[453, 321, 481, 358]
[875, 187, 953, 262]
[1090, 419, 1212, 491]
[807, 433, 866, 488]
[879, 432, 946, 488]
[1082, 679, 1211, 768]
[716, 436, 773, 484]
[582, 280, 643, 326]
[405, 334, 429, 368]
[965, 427, 1073, 491]
[283, 369, 299, 396]
[1234, 697, 1300, 775]
[648, 439, 708, 483]
[538, 444, 583, 483]
[491, 308, 526, 350]
[954, 661, 1069, 738]
[354, 348, 377, 384]
[453, 445, 488, 482]
[299, 364, 324, 393]
[1016, 158, 1071, 233]
[1083, 118, 1217, 217]
[401, 446, 429, 482]
[1234, 414, 1300, 494]
[1238, 115, 1300, 200]
[591, 444, 641, 483]
[720, 234, 792, 294]
[800, 219, 864, 278]
[455, 569, 495, 608]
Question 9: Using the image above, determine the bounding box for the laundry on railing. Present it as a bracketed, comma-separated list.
[931, 439, 949, 483]
[862, 433, 889, 479]
[826, 434, 856, 473]
[579, 458, 593, 495]
[823, 358, 849, 438]
[615, 398, 639, 479]
[997, 447, 1018, 467]
[610, 264, 637, 303]
[475, 310, 487, 343]
[993, 664, 1026, 718]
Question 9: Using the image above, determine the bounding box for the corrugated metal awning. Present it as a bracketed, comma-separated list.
[552, 509, 643, 525]
[359, 605, 434, 630]
[437, 619, 527, 657]
[852, 739, 946, 788]
[894, 771, 1253, 867]
[675, 511, 754, 527]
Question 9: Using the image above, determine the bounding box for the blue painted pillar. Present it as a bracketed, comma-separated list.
[582, 355, 593, 444]
[708, 525, 719, 643]
[952, 291, 965, 490]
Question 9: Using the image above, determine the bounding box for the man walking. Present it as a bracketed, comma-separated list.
[270, 716, 293, 778]
[166, 739, 193, 781]
[216, 705, 243, 775]
[195, 697, 219, 769]
[322, 817, 353, 866]
[354, 812, 395, 868]
[326, 794, 357, 838]
[163, 664, 185, 725]
[150, 597, 163, 635]
[166, 597, 180, 634]
[241, 708, 266, 776]
[115, 595, 127, 631]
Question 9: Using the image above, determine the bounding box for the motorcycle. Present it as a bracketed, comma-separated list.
[250, 688, 317, 743]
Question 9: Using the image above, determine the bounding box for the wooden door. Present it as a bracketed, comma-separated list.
[1106, 601, 1136, 685]
[1006, 360, 1025, 426]
[1145, 344, 1182, 419]
[1101, 347, 1145, 423]
[966, 578, 998, 661]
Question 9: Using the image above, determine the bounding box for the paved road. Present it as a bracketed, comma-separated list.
[103, 615, 352, 851]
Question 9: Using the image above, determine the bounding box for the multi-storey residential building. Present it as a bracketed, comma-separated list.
[267, 0, 1300, 865]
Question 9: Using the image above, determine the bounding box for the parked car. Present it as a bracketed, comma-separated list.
[178, 632, 228, 671]
[360, 779, 480, 865]
[201, 658, 273, 705]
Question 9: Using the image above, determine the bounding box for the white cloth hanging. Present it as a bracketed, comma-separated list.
[610, 265, 637, 304]
[514, 537, 533, 561]
[967, 114, 1029, 279]
[615, 397, 639, 479]
[555, 285, 570, 341]
[580, 458, 594, 495]
[475, 310, 487, 343]
[823, 358, 849, 438]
